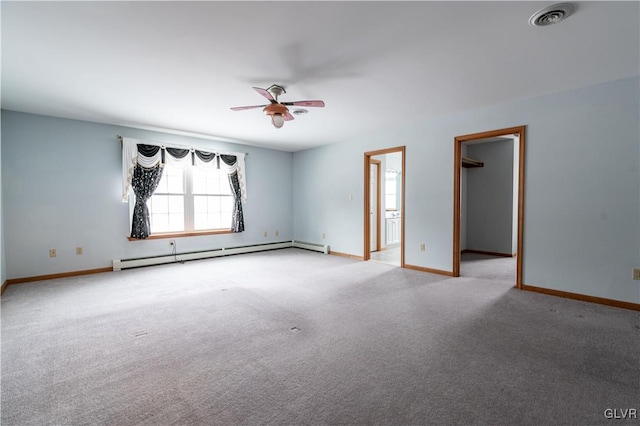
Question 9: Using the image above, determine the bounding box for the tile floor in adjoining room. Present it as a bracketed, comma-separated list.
[369, 246, 401, 266]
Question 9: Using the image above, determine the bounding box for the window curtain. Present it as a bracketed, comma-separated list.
[122, 137, 248, 204]
[122, 138, 138, 202]
[165, 147, 192, 169]
[130, 163, 164, 239]
[195, 149, 246, 232]
[121, 137, 247, 237]
[194, 150, 217, 169]
[221, 155, 245, 233]
[130, 146, 192, 239]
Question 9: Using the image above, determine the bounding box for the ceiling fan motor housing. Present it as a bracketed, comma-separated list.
[263, 103, 288, 117]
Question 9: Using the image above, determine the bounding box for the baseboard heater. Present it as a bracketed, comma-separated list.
[291, 240, 330, 254]
[113, 240, 329, 271]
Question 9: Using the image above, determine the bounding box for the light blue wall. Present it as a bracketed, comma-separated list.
[1, 111, 293, 279]
[2, 78, 638, 304]
[466, 140, 514, 254]
[293, 77, 640, 304]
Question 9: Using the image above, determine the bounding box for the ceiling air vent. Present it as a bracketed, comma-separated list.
[529, 3, 575, 27]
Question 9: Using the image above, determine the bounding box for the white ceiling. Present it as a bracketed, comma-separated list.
[2, 1, 638, 152]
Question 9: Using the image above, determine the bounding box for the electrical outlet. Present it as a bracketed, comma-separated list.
[264, 231, 268, 237]
[169, 240, 175, 246]
[420, 243, 425, 252]
[49, 249, 57, 258]
[76, 247, 83, 255]
[322, 232, 326, 239]
[349, 194, 353, 201]
[633, 269, 640, 280]
[275, 230, 279, 237]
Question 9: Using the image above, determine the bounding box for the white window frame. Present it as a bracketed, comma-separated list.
[128, 162, 233, 239]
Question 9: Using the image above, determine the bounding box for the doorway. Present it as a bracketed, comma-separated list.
[453, 126, 525, 288]
[364, 146, 405, 267]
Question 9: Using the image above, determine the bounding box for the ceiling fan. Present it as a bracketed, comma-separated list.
[230, 84, 325, 129]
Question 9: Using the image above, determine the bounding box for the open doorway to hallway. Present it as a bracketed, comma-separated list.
[453, 126, 525, 288]
[364, 147, 405, 267]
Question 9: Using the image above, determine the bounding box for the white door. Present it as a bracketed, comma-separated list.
[370, 163, 378, 252]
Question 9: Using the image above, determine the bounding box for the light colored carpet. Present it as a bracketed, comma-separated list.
[460, 252, 516, 283]
[2, 248, 638, 425]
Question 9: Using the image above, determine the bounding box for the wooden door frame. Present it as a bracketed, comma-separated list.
[453, 126, 526, 288]
[364, 146, 406, 265]
[370, 159, 382, 252]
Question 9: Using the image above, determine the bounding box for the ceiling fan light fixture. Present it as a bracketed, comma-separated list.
[264, 103, 289, 128]
[271, 114, 285, 129]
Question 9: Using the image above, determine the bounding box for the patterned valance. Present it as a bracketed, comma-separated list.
[121, 137, 247, 204]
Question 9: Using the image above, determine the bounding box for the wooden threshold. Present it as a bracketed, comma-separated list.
[1, 280, 8, 296]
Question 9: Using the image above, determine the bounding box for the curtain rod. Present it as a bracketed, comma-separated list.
[116, 135, 249, 156]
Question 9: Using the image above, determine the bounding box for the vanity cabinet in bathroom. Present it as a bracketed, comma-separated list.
[386, 217, 401, 245]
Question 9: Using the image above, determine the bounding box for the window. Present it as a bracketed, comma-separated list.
[148, 165, 185, 233]
[123, 139, 246, 240]
[148, 162, 233, 234]
[192, 166, 233, 230]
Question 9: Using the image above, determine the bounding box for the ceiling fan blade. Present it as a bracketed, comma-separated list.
[253, 87, 275, 102]
[283, 111, 295, 121]
[282, 100, 325, 108]
[230, 104, 267, 111]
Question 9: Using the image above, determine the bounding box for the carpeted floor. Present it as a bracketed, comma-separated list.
[2, 248, 638, 425]
[460, 252, 516, 283]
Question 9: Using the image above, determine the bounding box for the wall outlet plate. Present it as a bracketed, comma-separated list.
[49, 249, 57, 258]
[76, 247, 83, 255]
[633, 269, 640, 280]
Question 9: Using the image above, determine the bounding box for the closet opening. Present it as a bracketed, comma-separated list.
[453, 126, 526, 288]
